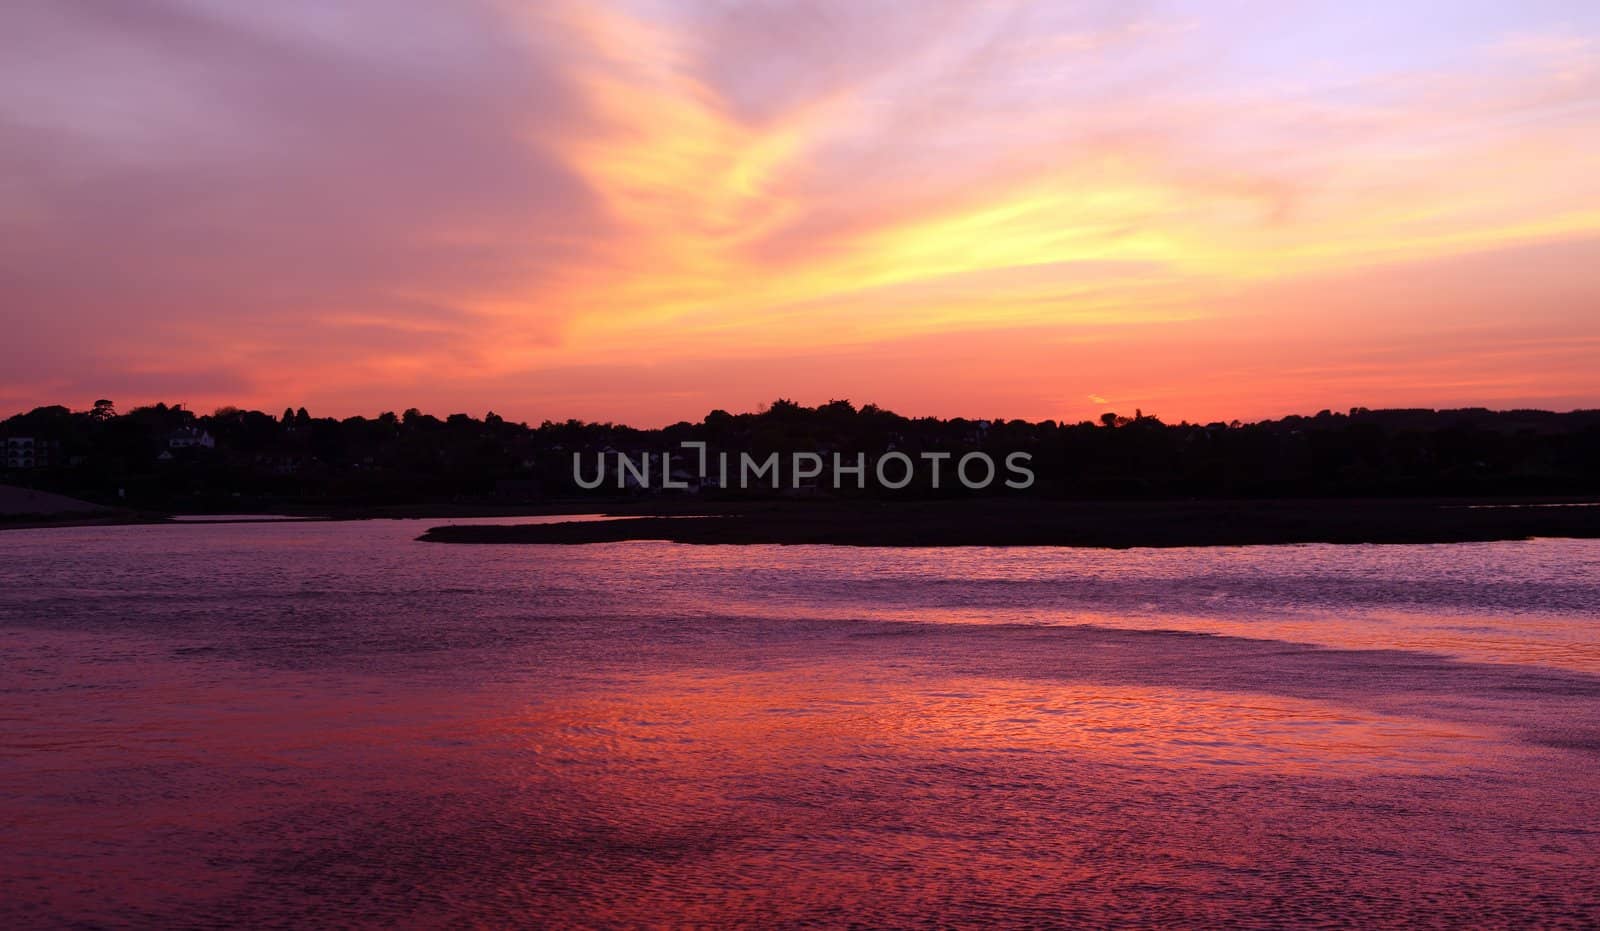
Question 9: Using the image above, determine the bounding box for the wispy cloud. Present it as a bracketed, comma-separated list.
[3, 0, 1598, 423]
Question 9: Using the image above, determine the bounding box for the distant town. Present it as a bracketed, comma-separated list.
[3, 399, 1599, 515]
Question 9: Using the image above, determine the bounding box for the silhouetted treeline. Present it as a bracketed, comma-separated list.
[4, 398, 1600, 511]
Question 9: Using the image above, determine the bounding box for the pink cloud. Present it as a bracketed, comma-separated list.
[3, 0, 1598, 423]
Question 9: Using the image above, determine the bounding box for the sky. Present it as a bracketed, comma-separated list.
[3, 0, 1599, 427]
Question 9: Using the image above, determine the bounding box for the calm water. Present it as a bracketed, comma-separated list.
[2, 520, 1598, 928]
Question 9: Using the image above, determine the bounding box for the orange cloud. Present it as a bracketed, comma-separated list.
[2, 0, 1597, 423]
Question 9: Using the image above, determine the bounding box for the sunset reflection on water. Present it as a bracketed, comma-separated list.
[1, 522, 1597, 926]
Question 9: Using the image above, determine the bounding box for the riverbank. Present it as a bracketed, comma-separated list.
[0, 493, 623, 532]
[0, 484, 150, 530]
[419, 497, 1600, 547]
[12, 492, 1600, 547]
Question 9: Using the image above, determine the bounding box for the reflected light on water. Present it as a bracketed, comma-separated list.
[1, 523, 1598, 926]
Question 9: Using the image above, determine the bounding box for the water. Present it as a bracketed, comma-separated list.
[1, 520, 1598, 927]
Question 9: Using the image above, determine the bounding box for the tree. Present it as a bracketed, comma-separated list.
[90, 399, 117, 421]
[1101, 412, 1119, 428]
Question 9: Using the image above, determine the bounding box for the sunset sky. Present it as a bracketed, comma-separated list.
[4, 0, 1599, 426]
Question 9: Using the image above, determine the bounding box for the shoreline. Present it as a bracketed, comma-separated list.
[0, 497, 632, 532]
[10, 495, 1600, 548]
[418, 496, 1600, 548]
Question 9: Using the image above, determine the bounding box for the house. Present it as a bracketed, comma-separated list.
[4, 437, 59, 469]
[167, 427, 216, 450]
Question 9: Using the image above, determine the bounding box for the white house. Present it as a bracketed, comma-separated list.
[168, 427, 216, 450]
[4, 437, 58, 469]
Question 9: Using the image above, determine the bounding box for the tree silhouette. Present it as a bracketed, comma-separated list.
[4, 397, 1599, 508]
